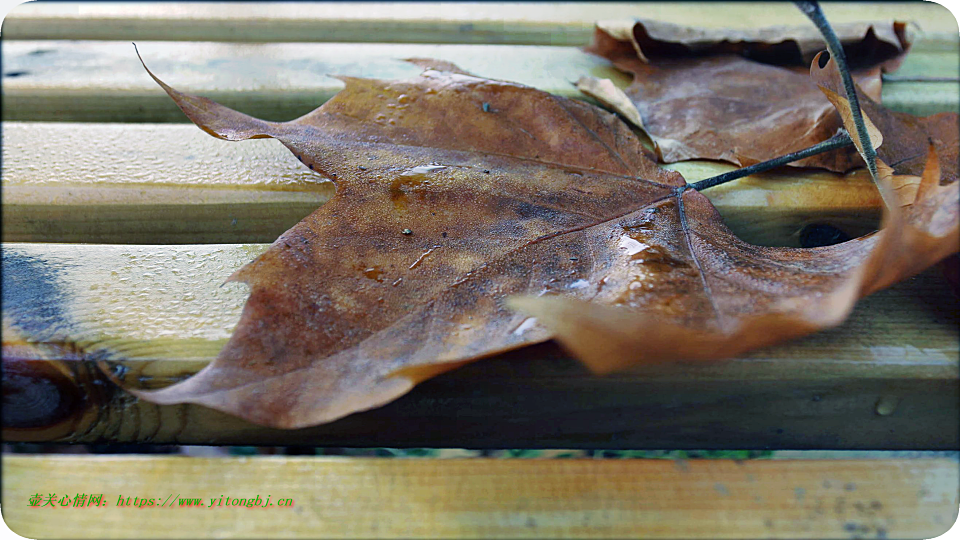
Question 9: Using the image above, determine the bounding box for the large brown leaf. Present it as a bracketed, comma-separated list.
[128, 57, 955, 429]
[579, 19, 909, 171]
[131, 59, 680, 427]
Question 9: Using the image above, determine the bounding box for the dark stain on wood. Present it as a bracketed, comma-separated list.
[2, 358, 84, 429]
[2, 251, 74, 338]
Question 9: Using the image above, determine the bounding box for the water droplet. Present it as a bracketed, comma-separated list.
[409, 246, 441, 270]
[390, 165, 446, 211]
[404, 165, 446, 176]
[875, 396, 900, 416]
[512, 317, 538, 336]
[618, 235, 648, 257]
[362, 266, 385, 282]
[597, 276, 609, 293]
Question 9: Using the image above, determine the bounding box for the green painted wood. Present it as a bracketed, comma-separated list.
[2, 41, 957, 123]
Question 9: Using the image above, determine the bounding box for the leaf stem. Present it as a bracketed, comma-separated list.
[687, 130, 853, 192]
[794, 0, 880, 186]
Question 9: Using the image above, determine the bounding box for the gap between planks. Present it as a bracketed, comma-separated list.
[2, 455, 958, 539]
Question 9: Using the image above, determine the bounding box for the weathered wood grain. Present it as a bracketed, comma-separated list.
[0, 41, 618, 122]
[4, 1, 957, 45]
[0, 122, 334, 244]
[2, 122, 884, 246]
[2, 40, 957, 123]
[3, 455, 958, 538]
[3, 241, 956, 447]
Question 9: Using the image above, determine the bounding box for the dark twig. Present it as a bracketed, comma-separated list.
[688, 130, 853, 192]
[794, 1, 881, 188]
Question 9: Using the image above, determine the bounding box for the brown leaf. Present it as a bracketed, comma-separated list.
[574, 75, 644, 129]
[862, 147, 959, 295]
[516, 52, 957, 375]
[580, 19, 909, 171]
[578, 59, 881, 170]
[595, 19, 910, 68]
[513, 146, 957, 374]
[810, 50, 959, 186]
[808, 50, 959, 292]
[129, 56, 955, 429]
[131, 58, 685, 427]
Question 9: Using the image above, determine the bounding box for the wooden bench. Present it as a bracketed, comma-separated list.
[3, 2, 958, 538]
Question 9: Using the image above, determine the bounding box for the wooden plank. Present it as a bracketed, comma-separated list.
[2, 122, 884, 246]
[0, 41, 619, 123]
[3, 242, 957, 447]
[0, 122, 334, 244]
[3, 1, 957, 45]
[2, 41, 957, 123]
[3, 455, 957, 538]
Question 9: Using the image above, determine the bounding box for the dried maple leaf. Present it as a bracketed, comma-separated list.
[126, 53, 955, 429]
[578, 19, 910, 172]
[129, 57, 683, 427]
